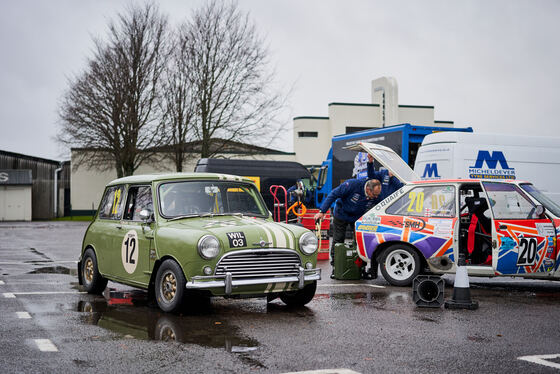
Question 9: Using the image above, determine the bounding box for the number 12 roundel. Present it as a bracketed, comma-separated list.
[122, 230, 139, 274]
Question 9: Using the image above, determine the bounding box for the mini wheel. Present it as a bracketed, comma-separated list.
[155, 260, 186, 313]
[279, 281, 317, 306]
[81, 248, 108, 294]
[379, 244, 421, 286]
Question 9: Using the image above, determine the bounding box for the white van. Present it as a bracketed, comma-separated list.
[414, 132, 560, 204]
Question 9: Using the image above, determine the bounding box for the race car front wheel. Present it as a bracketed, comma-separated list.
[379, 244, 421, 287]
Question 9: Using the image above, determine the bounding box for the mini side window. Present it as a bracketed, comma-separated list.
[98, 185, 125, 220]
[123, 186, 153, 221]
[386, 185, 456, 217]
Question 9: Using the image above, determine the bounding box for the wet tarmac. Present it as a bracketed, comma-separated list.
[1, 221, 560, 373]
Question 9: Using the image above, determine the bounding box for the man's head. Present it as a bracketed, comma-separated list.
[365, 179, 381, 199]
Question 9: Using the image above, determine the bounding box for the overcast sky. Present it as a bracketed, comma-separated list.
[1, 0, 559, 161]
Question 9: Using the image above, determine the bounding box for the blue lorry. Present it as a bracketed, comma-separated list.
[314, 123, 473, 208]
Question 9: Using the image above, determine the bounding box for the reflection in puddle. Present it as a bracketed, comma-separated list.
[77, 289, 260, 354]
[28, 266, 77, 276]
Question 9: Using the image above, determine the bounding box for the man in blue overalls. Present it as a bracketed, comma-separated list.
[314, 155, 403, 278]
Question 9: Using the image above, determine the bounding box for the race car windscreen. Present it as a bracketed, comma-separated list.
[520, 183, 560, 217]
[159, 181, 268, 218]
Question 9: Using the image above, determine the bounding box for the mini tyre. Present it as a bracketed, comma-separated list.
[279, 281, 317, 306]
[81, 248, 108, 294]
[379, 244, 421, 286]
[155, 259, 186, 313]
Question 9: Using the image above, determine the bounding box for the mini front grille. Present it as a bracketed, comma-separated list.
[215, 249, 301, 278]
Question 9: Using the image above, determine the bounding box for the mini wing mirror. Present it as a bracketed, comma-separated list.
[139, 209, 154, 223]
[535, 204, 545, 217]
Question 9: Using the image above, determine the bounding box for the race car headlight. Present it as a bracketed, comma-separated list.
[299, 232, 318, 255]
[197, 235, 221, 259]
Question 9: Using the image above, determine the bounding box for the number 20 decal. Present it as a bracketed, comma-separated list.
[407, 191, 424, 213]
[516, 237, 538, 266]
[121, 230, 139, 274]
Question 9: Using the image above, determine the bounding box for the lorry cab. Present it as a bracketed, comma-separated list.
[351, 142, 559, 286]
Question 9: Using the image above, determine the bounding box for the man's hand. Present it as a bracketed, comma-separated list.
[314, 211, 325, 222]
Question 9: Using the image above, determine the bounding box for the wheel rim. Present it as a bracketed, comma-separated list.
[385, 249, 415, 281]
[84, 258, 94, 284]
[159, 326, 176, 341]
[160, 271, 177, 303]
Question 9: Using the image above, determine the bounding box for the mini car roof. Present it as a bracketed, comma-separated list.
[106, 172, 255, 186]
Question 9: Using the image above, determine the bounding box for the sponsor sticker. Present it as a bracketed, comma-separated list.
[374, 188, 405, 210]
[429, 219, 453, 236]
[362, 215, 381, 225]
[357, 224, 378, 232]
[404, 219, 426, 232]
[535, 223, 555, 237]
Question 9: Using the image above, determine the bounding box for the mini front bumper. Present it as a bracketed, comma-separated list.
[185, 267, 322, 295]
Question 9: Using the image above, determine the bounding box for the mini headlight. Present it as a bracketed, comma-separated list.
[299, 232, 318, 255]
[198, 235, 221, 259]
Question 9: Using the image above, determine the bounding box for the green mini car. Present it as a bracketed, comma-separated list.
[78, 173, 321, 312]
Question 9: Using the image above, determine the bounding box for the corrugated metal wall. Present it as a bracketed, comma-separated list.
[0, 151, 70, 219]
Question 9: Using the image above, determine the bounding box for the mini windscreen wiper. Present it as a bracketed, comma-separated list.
[200, 212, 244, 218]
[167, 214, 202, 221]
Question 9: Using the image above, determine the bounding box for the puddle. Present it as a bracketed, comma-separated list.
[76, 289, 260, 354]
[28, 266, 77, 276]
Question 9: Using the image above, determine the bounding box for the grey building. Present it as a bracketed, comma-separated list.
[0, 150, 70, 220]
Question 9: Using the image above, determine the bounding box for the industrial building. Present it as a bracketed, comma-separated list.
[0, 150, 70, 220]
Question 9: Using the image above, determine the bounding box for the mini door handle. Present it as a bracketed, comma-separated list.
[498, 225, 507, 230]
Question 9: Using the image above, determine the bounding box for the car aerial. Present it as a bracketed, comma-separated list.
[78, 172, 321, 312]
[349, 142, 560, 286]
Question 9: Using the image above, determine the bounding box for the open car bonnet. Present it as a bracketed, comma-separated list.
[344, 142, 419, 183]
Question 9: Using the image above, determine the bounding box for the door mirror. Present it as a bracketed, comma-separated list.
[139, 209, 153, 223]
[535, 204, 545, 217]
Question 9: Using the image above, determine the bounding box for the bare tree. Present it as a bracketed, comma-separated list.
[178, 1, 286, 159]
[159, 30, 197, 172]
[58, 3, 169, 177]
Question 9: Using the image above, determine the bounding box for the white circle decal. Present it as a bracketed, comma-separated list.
[121, 230, 139, 274]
